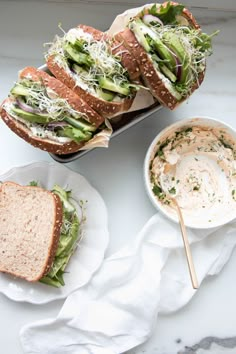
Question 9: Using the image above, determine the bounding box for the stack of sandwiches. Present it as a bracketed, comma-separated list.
[0, 2, 218, 287]
[0, 1, 217, 155]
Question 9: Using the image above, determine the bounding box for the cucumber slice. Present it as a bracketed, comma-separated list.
[11, 106, 50, 124]
[64, 117, 96, 132]
[129, 19, 151, 52]
[64, 43, 93, 67]
[98, 77, 130, 96]
[52, 185, 76, 214]
[130, 20, 177, 74]
[96, 88, 115, 102]
[151, 37, 177, 73]
[58, 126, 92, 143]
[55, 234, 70, 257]
[67, 38, 85, 52]
[10, 85, 30, 97]
[162, 32, 190, 84]
[159, 62, 177, 82]
[47, 256, 67, 278]
[39, 276, 63, 288]
[72, 63, 89, 76]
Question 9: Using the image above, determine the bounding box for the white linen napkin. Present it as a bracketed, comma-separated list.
[20, 213, 236, 354]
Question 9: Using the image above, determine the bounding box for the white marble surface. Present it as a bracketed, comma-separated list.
[0, 1, 236, 353]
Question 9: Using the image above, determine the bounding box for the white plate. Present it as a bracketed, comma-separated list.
[0, 161, 109, 304]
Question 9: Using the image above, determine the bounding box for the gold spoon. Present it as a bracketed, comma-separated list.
[163, 165, 198, 289]
[170, 198, 198, 289]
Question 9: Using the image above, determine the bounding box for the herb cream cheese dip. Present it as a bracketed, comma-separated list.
[148, 121, 236, 228]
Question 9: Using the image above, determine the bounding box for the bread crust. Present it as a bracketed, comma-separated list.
[111, 37, 141, 81]
[0, 182, 63, 282]
[170, 1, 200, 29]
[78, 24, 140, 81]
[42, 191, 63, 279]
[115, 4, 205, 110]
[141, 2, 200, 29]
[19, 67, 104, 127]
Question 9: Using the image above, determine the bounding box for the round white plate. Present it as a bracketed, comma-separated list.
[0, 161, 109, 304]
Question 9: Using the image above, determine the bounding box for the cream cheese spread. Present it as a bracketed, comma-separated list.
[149, 125, 236, 225]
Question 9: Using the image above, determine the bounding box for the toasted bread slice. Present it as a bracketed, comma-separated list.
[46, 25, 138, 118]
[0, 182, 63, 282]
[0, 67, 104, 154]
[78, 24, 140, 81]
[19, 67, 104, 127]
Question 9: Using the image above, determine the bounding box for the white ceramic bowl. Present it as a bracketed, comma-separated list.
[144, 117, 236, 229]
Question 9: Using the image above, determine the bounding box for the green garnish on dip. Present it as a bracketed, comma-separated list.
[149, 124, 236, 228]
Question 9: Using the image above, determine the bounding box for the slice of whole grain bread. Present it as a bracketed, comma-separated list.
[0, 182, 63, 282]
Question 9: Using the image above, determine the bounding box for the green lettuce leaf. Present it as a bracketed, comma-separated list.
[194, 30, 219, 54]
[149, 2, 185, 25]
[40, 184, 81, 288]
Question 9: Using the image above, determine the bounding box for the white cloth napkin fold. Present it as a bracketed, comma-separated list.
[20, 213, 236, 354]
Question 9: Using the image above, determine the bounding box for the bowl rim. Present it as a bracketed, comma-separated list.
[144, 116, 236, 229]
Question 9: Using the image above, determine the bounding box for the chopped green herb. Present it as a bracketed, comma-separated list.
[157, 149, 164, 158]
[28, 181, 38, 186]
[185, 127, 192, 134]
[155, 138, 171, 160]
[152, 184, 165, 200]
[193, 186, 200, 191]
[148, 2, 185, 25]
[168, 187, 176, 194]
[219, 138, 233, 150]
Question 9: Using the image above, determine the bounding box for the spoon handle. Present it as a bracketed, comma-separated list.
[174, 200, 198, 289]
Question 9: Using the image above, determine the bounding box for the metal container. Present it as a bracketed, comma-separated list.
[49, 102, 162, 163]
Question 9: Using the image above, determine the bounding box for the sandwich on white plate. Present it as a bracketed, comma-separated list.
[45, 24, 142, 118]
[114, 1, 218, 109]
[0, 181, 82, 288]
[0, 66, 107, 155]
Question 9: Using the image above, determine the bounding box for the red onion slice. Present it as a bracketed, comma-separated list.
[142, 14, 164, 26]
[162, 45, 182, 81]
[46, 121, 68, 131]
[16, 97, 37, 114]
[166, 48, 182, 81]
[175, 56, 182, 81]
[16, 97, 48, 116]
